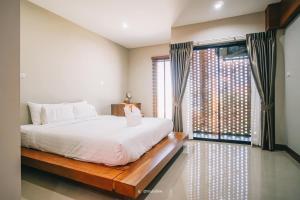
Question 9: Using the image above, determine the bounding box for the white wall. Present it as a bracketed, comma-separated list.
[21, 0, 129, 124]
[284, 15, 300, 155]
[275, 30, 286, 145]
[171, 12, 265, 43]
[0, 0, 21, 199]
[128, 44, 169, 117]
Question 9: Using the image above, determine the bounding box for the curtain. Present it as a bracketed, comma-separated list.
[182, 75, 193, 139]
[251, 73, 261, 146]
[246, 31, 276, 150]
[170, 42, 193, 132]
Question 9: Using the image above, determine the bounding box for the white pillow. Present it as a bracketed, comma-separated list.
[28, 102, 43, 125]
[41, 104, 75, 124]
[65, 100, 87, 106]
[124, 105, 142, 127]
[73, 102, 98, 119]
[28, 102, 66, 125]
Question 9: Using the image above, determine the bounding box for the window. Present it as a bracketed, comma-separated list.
[190, 41, 251, 142]
[152, 56, 172, 119]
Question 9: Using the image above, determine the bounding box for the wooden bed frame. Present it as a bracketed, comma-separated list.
[21, 132, 186, 199]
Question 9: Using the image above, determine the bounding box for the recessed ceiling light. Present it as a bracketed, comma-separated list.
[214, 1, 224, 10]
[122, 22, 128, 29]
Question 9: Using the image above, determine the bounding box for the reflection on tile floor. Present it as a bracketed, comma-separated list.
[193, 132, 251, 142]
[185, 142, 249, 200]
[22, 140, 300, 200]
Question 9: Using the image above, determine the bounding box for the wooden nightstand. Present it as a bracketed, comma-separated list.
[111, 103, 142, 116]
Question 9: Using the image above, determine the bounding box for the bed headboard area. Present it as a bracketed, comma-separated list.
[20, 99, 100, 125]
[20, 0, 129, 125]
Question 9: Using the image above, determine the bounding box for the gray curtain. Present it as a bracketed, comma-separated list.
[170, 42, 193, 132]
[246, 31, 276, 150]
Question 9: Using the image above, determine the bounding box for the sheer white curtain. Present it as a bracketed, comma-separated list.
[182, 75, 193, 139]
[251, 74, 261, 146]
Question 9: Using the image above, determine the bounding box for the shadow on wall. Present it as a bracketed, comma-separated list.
[275, 30, 286, 145]
[20, 103, 31, 124]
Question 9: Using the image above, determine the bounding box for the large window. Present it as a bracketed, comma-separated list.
[190, 42, 251, 142]
[152, 56, 172, 119]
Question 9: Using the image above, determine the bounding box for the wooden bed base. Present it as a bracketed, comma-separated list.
[21, 132, 186, 199]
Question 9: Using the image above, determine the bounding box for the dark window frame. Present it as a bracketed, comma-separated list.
[192, 40, 251, 144]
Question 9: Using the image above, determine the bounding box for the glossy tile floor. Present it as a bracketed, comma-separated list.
[22, 140, 300, 200]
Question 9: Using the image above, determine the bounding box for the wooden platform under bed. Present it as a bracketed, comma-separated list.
[21, 132, 186, 199]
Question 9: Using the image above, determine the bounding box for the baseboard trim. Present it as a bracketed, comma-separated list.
[275, 144, 286, 151]
[275, 144, 300, 163]
[286, 146, 300, 163]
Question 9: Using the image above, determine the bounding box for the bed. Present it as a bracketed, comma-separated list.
[21, 115, 174, 166]
[21, 115, 186, 198]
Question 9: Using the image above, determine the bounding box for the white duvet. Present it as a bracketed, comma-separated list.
[21, 115, 173, 166]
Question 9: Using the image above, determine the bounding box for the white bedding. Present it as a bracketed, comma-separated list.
[21, 115, 173, 166]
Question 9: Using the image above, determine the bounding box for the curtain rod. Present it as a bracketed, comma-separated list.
[193, 35, 246, 46]
[151, 55, 170, 60]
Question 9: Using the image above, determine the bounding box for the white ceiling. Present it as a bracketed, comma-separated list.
[28, 0, 279, 48]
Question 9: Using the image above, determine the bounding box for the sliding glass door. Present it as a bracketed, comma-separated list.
[190, 42, 251, 143]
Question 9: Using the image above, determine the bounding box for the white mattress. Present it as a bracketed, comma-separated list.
[21, 115, 173, 166]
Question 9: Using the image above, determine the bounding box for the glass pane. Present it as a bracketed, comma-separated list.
[165, 61, 172, 119]
[157, 61, 165, 118]
[219, 45, 251, 136]
[191, 48, 219, 134]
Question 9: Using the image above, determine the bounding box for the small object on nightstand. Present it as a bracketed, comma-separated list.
[123, 92, 132, 104]
[111, 103, 142, 116]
